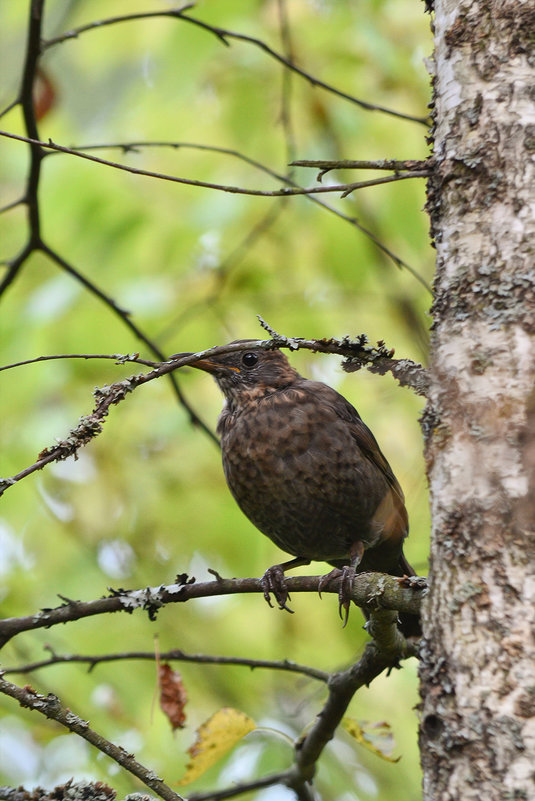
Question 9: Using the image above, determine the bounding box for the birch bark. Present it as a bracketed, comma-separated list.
[420, 1, 535, 799]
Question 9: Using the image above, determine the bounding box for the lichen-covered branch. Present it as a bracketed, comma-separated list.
[0, 335, 428, 497]
[0, 571, 426, 648]
[0, 678, 186, 801]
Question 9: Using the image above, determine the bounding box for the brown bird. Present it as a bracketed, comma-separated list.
[185, 343, 419, 636]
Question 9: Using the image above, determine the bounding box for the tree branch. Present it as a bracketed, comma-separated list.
[0, 334, 428, 496]
[0, 0, 44, 295]
[0, 571, 426, 648]
[0, 781, 120, 801]
[0, 677, 186, 801]
[256, 324, 430, 394]
[293, 609, 407, 785]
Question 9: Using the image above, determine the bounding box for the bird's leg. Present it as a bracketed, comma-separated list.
[318, 541, 365, 627]
[262, 557, 311, 613]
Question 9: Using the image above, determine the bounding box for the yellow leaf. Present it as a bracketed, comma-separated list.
[342, 717, 400, 763]
[178, 707, 256, 786]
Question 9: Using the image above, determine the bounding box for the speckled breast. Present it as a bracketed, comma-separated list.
[217, 387, 391, 561]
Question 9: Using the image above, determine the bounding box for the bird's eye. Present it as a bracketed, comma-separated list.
[241, 352, 258, 368]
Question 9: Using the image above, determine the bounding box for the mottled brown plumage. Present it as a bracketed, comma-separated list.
[187, 343, 419, 635]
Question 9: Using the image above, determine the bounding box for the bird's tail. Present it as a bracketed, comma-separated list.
[393, 551, 421, 638]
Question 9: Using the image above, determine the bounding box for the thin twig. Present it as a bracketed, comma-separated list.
[3, 648, 329, 682]
[2, 130, 431, 289]
[188, 770, 307, 801]
[56, 140, 430, 289]
[0, 353, 160, 372]
[292, 158, 432, 173]
[277, 0, 297, 169]
[0, 197, 26, 215]
[42, 8, 429, 126]
[0, 97, 21, 120]
[0, 130, 427, 197]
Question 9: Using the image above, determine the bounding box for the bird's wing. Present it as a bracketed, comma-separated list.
[325, 390, 403, 490]
[317, 385, 409, 538]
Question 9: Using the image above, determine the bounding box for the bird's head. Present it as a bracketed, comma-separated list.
[177, 341, 300, 404]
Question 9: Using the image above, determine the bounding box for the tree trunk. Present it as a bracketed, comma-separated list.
[419, 1, 535, 799]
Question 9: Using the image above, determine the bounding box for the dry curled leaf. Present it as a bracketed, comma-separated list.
[178, 707, 256, 786]
[33, 69, 57, 120]
[159, 663, 187, 730]
[342, 717, 400, 762]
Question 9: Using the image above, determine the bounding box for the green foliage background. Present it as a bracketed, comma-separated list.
[0, 1, 432, 799]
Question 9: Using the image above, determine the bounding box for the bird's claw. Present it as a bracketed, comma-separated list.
[261, 565, 294, 613]
[318, 567, 342, 598]
[318, 566, 356, 627]
[337, 564, 357, 627]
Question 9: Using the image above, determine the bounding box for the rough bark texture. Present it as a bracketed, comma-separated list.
[420, 1, 535, 799]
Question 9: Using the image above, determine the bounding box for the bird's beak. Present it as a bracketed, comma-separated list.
[169, 352, 240, 374]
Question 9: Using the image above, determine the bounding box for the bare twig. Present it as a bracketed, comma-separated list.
[188, 770, 312, 801]
[0, 676, 186, 801]
[292, 157, 432, 179]
[0, 130, 427, 198]
[4, 648, 329, 682]
[5, 136, 431, 291]
[277, 0, 297, 169]
[42, 8, 428, 126]
[0, 197, 26, 215]
[58, 140, 430, 289]
[0, 98, 21, 120]
[258, 324, 431, 394]
[0, 353, 159, 372]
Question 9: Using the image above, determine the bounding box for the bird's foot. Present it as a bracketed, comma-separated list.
[261, 565, 294, 613]
[318, 565, 356, 627]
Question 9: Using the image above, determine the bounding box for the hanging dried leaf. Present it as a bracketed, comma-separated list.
[33, 69, 57, 121]
[178, 707, 256, 786]
[342, 717, 400, 763]
[158, 663, 187, 730]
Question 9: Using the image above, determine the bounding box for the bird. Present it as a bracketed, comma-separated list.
[183, 342, 420, 636]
